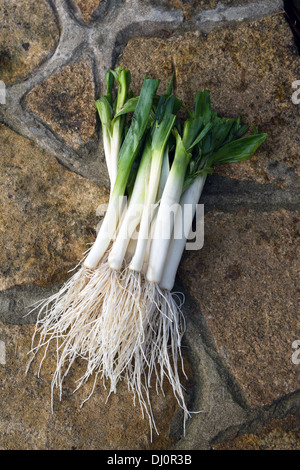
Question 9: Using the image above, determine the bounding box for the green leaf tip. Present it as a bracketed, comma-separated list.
[207, 132, 268, 166]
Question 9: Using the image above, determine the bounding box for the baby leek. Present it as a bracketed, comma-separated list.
[84, 76, 159, 270]
[29, 68, 267, 438]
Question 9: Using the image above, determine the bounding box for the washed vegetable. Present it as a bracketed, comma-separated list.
[28, 68, 267, 437]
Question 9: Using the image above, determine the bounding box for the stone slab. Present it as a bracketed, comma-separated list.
[0, 0, 59, 85]
[0, 124, 108, 291]
[25, 62, 97, 150]
[213, 414, 300, 449]
[71, 0, 104, 22]
[175, 294, 246, 449]
[119, 15, 300, 186]
[168, 0, 283, 21]
[179, 208, 300, 407]
[0, 322, 180, 450]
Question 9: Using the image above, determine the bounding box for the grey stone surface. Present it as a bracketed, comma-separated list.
[194, 1, 284, 30]
[213, 413, 300, 450]
[0, 285, 61, 325]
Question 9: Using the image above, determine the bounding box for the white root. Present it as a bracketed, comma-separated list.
[28, 253, 191, 437]
[73, 266, 191, 436]
[142, 283, 190, 419]
[27, 254, 110, 404]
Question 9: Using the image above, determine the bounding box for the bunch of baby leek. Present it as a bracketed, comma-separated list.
[28, 67, 267, 437]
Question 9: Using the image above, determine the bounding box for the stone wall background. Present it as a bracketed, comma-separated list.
[0, 0, 300, 450]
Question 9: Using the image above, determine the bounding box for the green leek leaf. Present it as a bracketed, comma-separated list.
[113, 77, 160, 197]
[207, 133, 268, 166]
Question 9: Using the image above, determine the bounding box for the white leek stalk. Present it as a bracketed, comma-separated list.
[146, 132, 191, 283]
[159, 174, 206, 291]
[108, 140, 152, 270]
[84, 77, 160, 270]
[129, 114, 176, 273]
[109, 68, 130, 187]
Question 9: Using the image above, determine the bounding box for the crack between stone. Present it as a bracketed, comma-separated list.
[210, 388, 300, 448]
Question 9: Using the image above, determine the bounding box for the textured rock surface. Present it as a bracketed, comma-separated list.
[0, 124, 108, 290]
[175, 295, 247, 450]
[0, 0, 59, 85]
[168, 0, 275, 19]
[0, 284, 61, 325]
[179, 208, 300, 407]
[73, 0, 104, 22]
[213, 414, 300, 450]
[25, 62, 97, 150]
[0, 322, 181, 450]
[120, 15, 300, 186]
